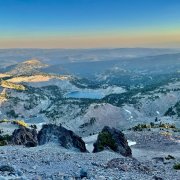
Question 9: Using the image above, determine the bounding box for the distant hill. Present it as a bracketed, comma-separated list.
[43, 53, 180, 78]
[0, 59, 48, 76]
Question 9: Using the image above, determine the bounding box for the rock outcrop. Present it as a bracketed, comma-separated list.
[12, 127, 38, 147]
[38, 124, 87, 152]
[93, 126, 132, 157]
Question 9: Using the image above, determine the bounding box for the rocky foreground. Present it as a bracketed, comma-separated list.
[0, 125, 180, 180]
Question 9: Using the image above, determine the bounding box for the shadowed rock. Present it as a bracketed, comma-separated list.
[0, 165, 15, 173]
[12, 127, 38, 147]
[38, 124, 87, 152]
[93, 126, 132, 157]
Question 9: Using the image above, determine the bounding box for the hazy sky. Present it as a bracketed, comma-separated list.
[0, 0, 180, 48]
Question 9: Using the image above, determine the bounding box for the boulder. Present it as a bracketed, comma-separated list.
[0, 165, 25, 179]
[0, 165, 15, 173]
[12, 127, 38, 147]
[38, 124, 87, 152]
[93, 126, 132, 157]
[80, 168, 88, 178]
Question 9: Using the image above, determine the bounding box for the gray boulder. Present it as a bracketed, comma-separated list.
[0, 165, 15, 173]
[93, 126, 132, 157]
[38, 124, 87, 152]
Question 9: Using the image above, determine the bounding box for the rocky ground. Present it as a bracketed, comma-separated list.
[0, 130, 179, 180]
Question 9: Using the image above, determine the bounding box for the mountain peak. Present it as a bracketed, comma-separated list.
[5, 59, 48, 76]
[23, 59, 43, 65]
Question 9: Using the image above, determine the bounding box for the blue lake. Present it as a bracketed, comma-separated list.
[65, 91, 104, 99]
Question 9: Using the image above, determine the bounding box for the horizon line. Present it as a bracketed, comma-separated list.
[0, 47, 180, 50]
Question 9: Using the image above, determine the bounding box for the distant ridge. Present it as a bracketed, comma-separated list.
[4, 59, 48, 76]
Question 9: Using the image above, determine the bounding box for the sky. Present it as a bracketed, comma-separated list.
[0, 0, 180, 48]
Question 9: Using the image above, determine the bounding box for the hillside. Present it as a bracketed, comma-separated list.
[3, 59, 48, 76]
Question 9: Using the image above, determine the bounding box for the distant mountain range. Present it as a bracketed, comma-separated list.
[0, 48, 179, 67]
[1, 51, 180, 81]
[43, 53, 180, 79]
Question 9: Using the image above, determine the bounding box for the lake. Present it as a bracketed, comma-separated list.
[65, 91, 104, 99]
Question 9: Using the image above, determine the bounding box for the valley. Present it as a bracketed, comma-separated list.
[0, 48, 180, 179]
